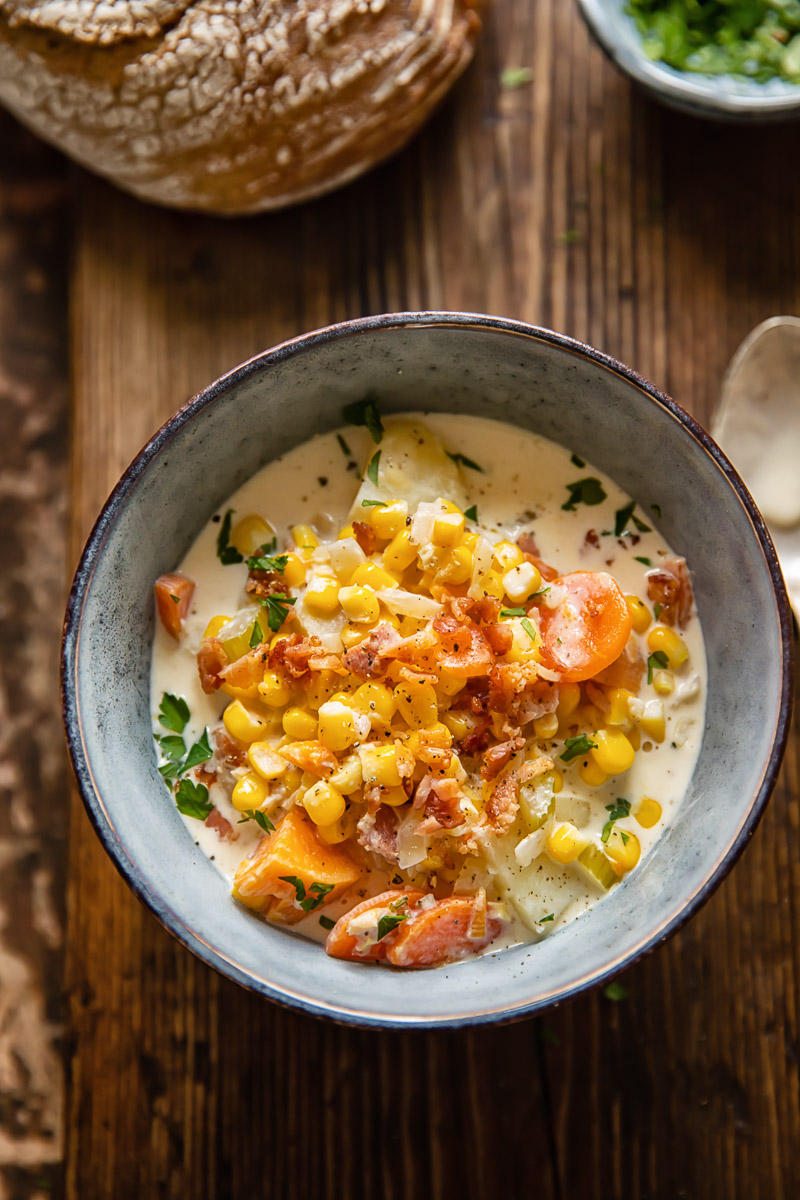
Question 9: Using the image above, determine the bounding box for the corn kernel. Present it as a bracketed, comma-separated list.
[605, 828, 641, 874]
[340, 623, 368, 649]
[223, 699, 270, 744]
[394, 678, 439, 729]
[433, 511, 465, 547]
[557, 682, 581, 722]
[383, 529, 417, 572]
[230, 514, 274, 557]
[291, 524, 319, 551]
[493, 540, 525, 572]
[503, 561, 542, 604]
[317, 700, 359, 752]
[352, 682, 396, 723]
[231, 771, 270, 812]
[302, 780, 346, 827]
[203, 613, 230, 640]
[304, 669, 337, 711]
[653, 669, 674, 696]
[247, 741, 288, 780]
[647, 625, 689, 669]
[338, 524, 355, 540]
[480, 570, 506, 602]
[258, 670, 292, 708]
[282, 553, 306, 588]
[350, 561, 399, 591]
[370, 499, 408, 540]
[338, 584, 380, 624]
[282, 707, 318, 740]
[533, 711, 559, 739]
[441, 711, 471, 740]
[605, 688, 634, 727]
[283, 767, 303, 794]
[304, 577, 340, 615]
[591, 729, 635, 775]
[635, 796, 663, 828]
[437, 544, 474, 585]
[627, 726, 641, 751]
[550, 768, 564, 794]
[360, 743, 409, 788]
[639, 699, 665, 743]
[460, 530, 479, 552]
[579, 758, 609, 787]
[625, 594, 652, 634]
[380, 785, 410, 807]
[546, 822, 587, 864]
[437, 669, 465, 697]
[329, 755, 363, 794]
[316, 807, 358, 844]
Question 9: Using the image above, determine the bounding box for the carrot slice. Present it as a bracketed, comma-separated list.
[324, 889, 425, 962]
[233, 806, 361, 924]
[537, 571, 633, 683]
[154, 572, 195, 639]
[385, 895, 503, 968]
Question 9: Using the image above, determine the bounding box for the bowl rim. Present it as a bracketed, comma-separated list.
[577, 0, 800, 119]
[61, 310, 795, 1028]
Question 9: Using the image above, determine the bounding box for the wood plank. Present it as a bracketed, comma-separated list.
[66, 1, 800, 1196]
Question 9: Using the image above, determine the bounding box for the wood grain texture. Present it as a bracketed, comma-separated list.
[0, 113, 69, 1200]
[66, 1, 800, 1197]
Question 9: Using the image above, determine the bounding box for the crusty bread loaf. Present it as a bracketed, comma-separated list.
[0, 0, 484, 214]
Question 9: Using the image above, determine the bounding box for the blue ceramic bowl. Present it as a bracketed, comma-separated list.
[578, 0, 800, 122]
[62, 313, 793, 1028]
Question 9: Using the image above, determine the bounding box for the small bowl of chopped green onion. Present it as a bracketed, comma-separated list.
[578, 0, 800, 121]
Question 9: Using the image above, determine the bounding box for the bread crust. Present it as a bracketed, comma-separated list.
[0, 0, 484, 214]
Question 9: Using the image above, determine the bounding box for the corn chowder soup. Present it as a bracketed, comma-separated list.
[151, 407, 706, 969]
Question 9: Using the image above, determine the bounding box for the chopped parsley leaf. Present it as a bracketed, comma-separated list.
[169, 593, 180, 604]
[259, 593, 296, 633]
[540, 913, 555, 923]
[633, 514, 652, 533]
[635, 556, 652, 566]
[464, 504, 478, 522]
[446, 451, 485, 473]
[500, 606, 526, 617]
[647, 649, 669, 684]
[366, 451, 381, 486]
[532, 586, 551, 598]
[377, 911, 410, 941]
[158, 692, 190, 734]
[620, 831, 630, 846]
[249, 619, 263, 649]
[654, 603, 662, 620]
[571, 453, 586, 468]
[500, 65, 534, 89]
[520, 617, 537, 642]
[237, 809, 275, 833]
[319, 914, 336, 931]
[336, 433, 352, 457]
[157, 734, 186, 762]
[182, 728, 213, 773]
[562, 477, 607, 511]
[604, 981, 629, 1002]
[246, 551, 289, 573]
[174, 778, 213, 821]
[651, 504, 662, 519]
[216, 509, 244, 565]
[342, 396, 383, 443]
[278, 876, 334, 913]
[602, 798, 631, 843]
[361, 499, 387, 507]
[560, 734, 598, 763]
[614, 501, 635, 537]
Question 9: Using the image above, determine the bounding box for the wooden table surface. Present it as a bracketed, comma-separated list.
[4, 0, 800, 1196]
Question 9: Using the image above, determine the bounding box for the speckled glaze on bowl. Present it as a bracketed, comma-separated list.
[579, 0, 800, 122]
[61, 312, 793, 1028]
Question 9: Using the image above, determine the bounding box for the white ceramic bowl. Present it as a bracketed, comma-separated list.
[578, 0, 800, 122]
[61, 313, 793, 1027]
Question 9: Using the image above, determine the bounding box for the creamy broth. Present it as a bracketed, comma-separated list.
[150, 414, 706, 957]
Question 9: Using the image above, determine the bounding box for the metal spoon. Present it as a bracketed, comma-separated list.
[712, 316, 800, 614]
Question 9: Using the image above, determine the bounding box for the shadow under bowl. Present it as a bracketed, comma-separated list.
[62, 312, 793, 1028]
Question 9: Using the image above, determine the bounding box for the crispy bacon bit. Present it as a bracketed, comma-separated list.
[450, 595, 502, 625]
[269, 635, 319, 679]
[357, 806, 400, 864]
[220, 645, 269, 689]
[485, 773, 520, 834]
[352, 521, 377, 556]
[517, 531, 540, 557]
[195, 765, 218, 787]
[213, 726, 246, 768]
[245, 569, 286, 600]
[583, 529, 601, 551]
[484, 623, 513, 656]
[197, 637, 227, 694]
[279, 740, 338, 777]
[595, 644, 645, 693]
[418, 777, 464, 832]
[460, 723, 491, 755]
[647, 558, 693, 629]
[433, 615, 494, 678]
[344, 622, 402, 678]
[205, 808, 236, 841]
[481, 736, 525, 781]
